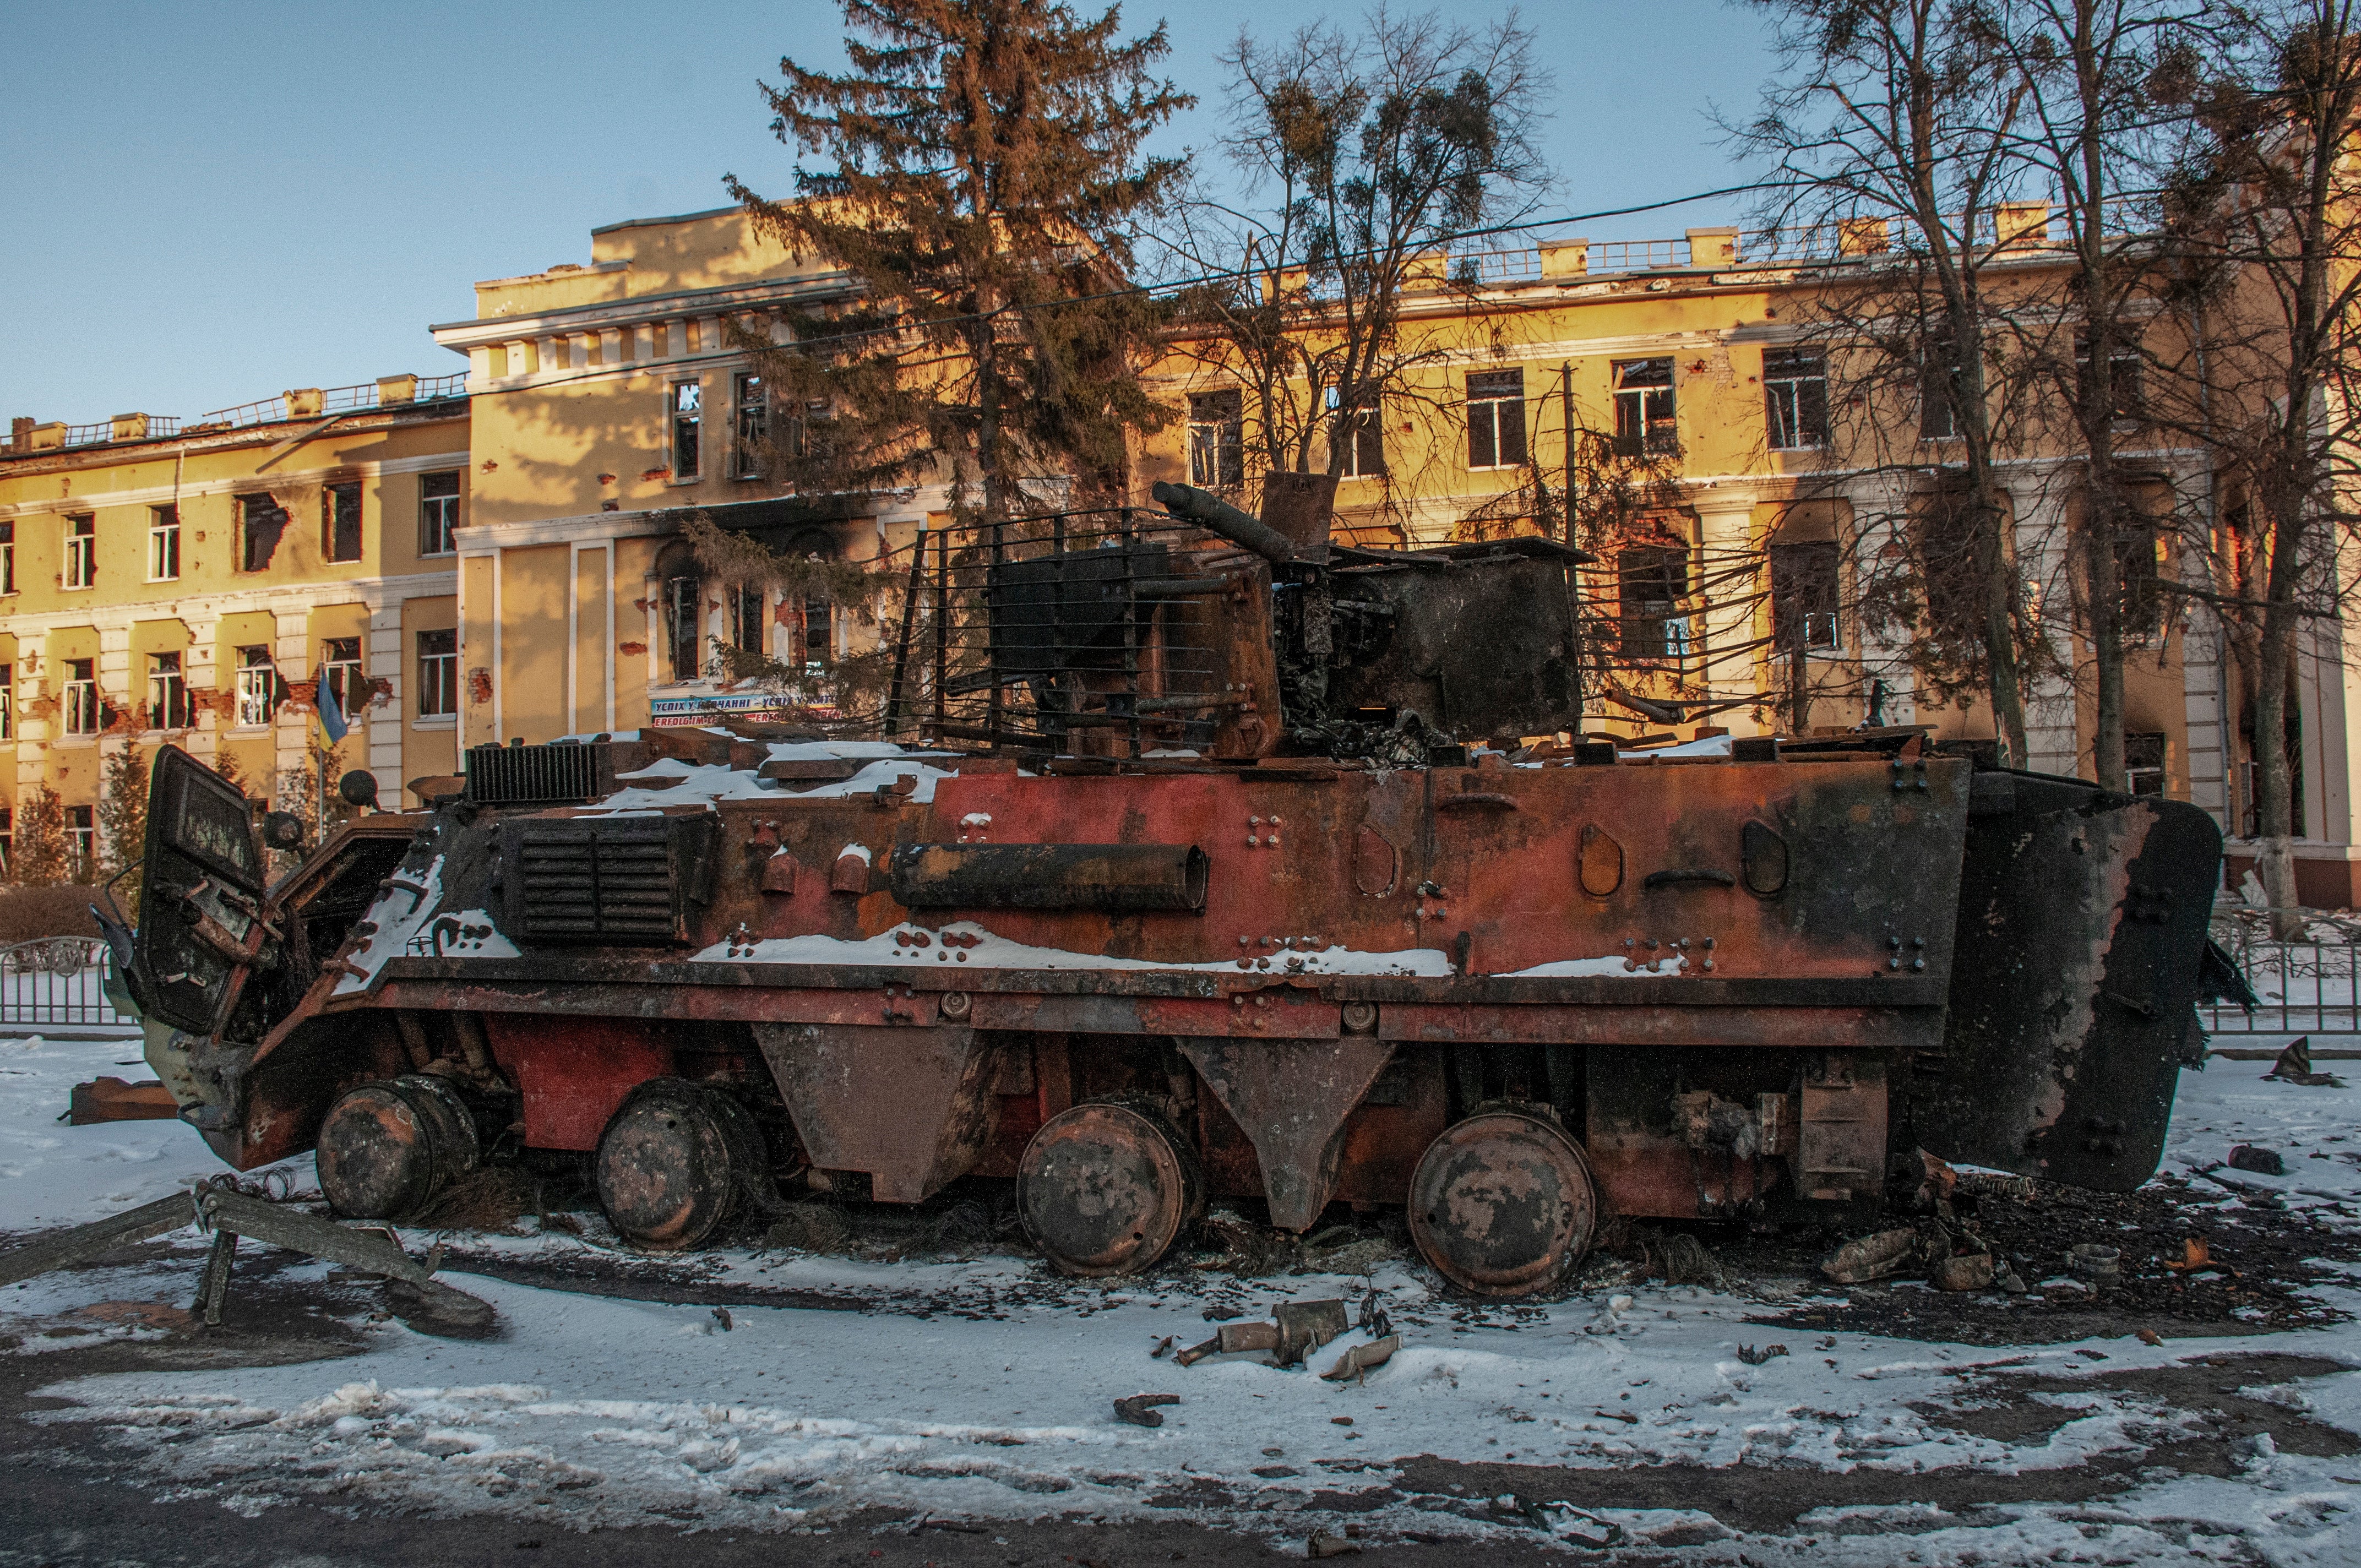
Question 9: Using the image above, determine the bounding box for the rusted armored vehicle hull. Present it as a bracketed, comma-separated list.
[118, 490, 2233, 1296]
[123, 734, 2225, 1297]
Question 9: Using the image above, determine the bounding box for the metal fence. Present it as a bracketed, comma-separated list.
[0, 938, 141, 1032]
[2201, 913, 2361, 1036]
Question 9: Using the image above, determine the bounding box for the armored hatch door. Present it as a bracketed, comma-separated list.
[134, 744, 271, 1036]
[1916, 777, 2224, 1192]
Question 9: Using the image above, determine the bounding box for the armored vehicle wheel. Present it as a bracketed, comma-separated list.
[1018, 1102, 1202, 1277]
[1408, 1110, 1596, 1298]
[317, 1075, 481, 1220]
[595, 1079, 764, 1251]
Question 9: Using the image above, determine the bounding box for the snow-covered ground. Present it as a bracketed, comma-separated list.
[4, 1031, 2361, 1563]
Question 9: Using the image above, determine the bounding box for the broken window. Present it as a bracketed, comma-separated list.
[1764, 349, 1827, 450]
[416, 629, 458, 718]
[235, 646, 276, 728]
[1467, 370, 1528, 470]
[2126, 732, 2167, 798]
[62, 658, 99, 736]
[1617, 546, 1690, 660]
[1770, 539, 1842, 652]
[149, 505, 180, 581]
[0, 663, 11, 739]
[322, 636, 363, 717]
[735, 374, 768, 479]
[63, 514, 95, 589]
[420, 471, 461, 556]
[0, 521, 13, 594]
[1189, 390, 1244, 488]
[149, 651, 191, 729]
[728, 585, 766, 656]
[324, 481, 363, 563]
[670, 380, 703, 481]
[240, 495, 287, 571]
[1612, 360, 1677, 457]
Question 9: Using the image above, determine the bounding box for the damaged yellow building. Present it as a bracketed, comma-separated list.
[0, 382, 470, 870]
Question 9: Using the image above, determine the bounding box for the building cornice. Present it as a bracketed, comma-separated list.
[0, 450, 471, 520]
[429, 272, 859, 347]
[0, 568, 461, 637]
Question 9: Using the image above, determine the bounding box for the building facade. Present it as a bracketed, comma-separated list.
[7, 201, 2358, 904]
[0, 379, 470, 871]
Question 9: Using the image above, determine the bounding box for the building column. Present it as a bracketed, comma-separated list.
[182, 615, 221, 765]
[1846, 478, 1919, 731]
[1690, 491, 1761, 736]
[273, 608, 313, 810]
[2012, 484, 2080, 776]
[367, 601, 406, 801]
[16, 639, 48, 793]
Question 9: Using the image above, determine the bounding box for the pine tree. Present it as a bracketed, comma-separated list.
[11, 784, 68, 888]
[725, 0, 1193, 520]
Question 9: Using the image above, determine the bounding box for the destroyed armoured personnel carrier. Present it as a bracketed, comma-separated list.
[117, 482, 2240, 1297]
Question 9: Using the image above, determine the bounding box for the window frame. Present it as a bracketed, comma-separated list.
[1188, 389, 1245, 489]
[61, 658, 100, 736]
[64, 804, 93, 876]
[2074, 331, 2146, 429]
[1336, 400, 1386, 480]
[733, 373, 768, 480]
[1466, 369, 1529, 471]
[669, 379, 704, 482]
[415, 628, 458, 719]
[234, 646, 276, 729]
[1615, 545, 1691, 661]
[0, 663, 11, 740]
[323, 481, 364, 564]
[1762, 349, 1829, 451]
[420, 470, 462, 557]
[0, 521, 13, 595]
[320, 635, 363, 718]
[1769, 538, 1843, 655]
[1919, 339, 1961, 442]
[1611, 359, 1678, 457]
[2126, 731, 2168, 798]
[149, 650, 191, 730]
[62, 514, 96, 590]
[146, 504, 181, 581]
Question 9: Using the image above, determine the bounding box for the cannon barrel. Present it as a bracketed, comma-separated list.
[1149, 480, 1301, 564]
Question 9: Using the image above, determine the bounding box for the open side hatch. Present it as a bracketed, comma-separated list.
[133, 744, 275, 1037]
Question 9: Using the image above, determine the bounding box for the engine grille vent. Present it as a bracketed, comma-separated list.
[499, 816, 712, 945]
[465, 743, 599, 806]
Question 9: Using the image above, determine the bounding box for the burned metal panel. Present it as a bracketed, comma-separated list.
[1919, 787, 2223, 1191]
[1324, 551, 1582, 743]
[1176, 1035, 1396, 1231]
[752, 1022, 1004, 1203]
[890, 842, 1210, 912]
[480, 1013, 676, 1151]
[1331, 1046, 1451, 1208]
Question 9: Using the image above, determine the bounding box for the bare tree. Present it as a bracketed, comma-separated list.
[1994, 0, 2207, 790]
[1156, 8, 1552, 504]
[1736, 0, 2042, 763]
[2151, 0, 2361, 927]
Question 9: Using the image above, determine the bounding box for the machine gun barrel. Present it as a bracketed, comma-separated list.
[1150, 481, 1301, 564]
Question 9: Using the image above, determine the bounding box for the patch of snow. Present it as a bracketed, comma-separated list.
[334, 857, 446, 997]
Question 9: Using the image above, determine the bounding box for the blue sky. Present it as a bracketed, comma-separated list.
[0, 1, 1777, 424]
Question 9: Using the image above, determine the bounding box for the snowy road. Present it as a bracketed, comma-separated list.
[4, 1031, 2361, 1564]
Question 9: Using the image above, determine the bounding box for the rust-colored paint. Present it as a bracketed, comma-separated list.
[481, 1013, 673, 1150]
